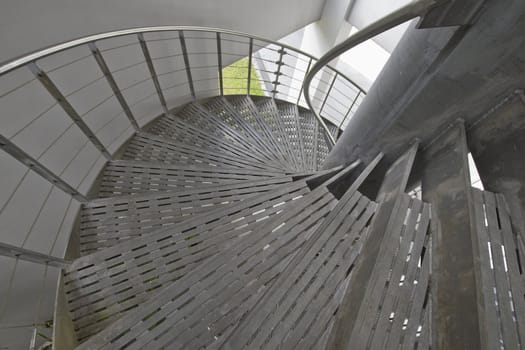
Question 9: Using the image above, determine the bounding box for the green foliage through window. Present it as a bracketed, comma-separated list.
[222, 57, 265, 96]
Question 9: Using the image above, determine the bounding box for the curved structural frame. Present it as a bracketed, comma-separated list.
[303, 0, 437, 145]
[0, 26, 364, 143]
[0, 25, 365, 267]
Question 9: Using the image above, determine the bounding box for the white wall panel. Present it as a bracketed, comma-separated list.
[0, 151, 28, 211]
[11, 104, 73, 159]
[0, 68, 56, 139]
[0, 0, 325, 63]
[50, 200, 82, 258]
[0, 256, 17, 312]
[0, 171, 53, 247]
[77, 155, 107, 196]
[39, 48, 103, 96]
[37, 127, 90, 176]
[23, 188, 72, 254]
[107, 125, 135, 155]
[84, 97, 128, 135]
[97, 113, 133, 147]
[60, 142, 103, 191]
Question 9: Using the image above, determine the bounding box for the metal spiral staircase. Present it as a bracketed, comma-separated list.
[55, 92, 435, 350]
[3, 1, 525, 349]
[61, 94, 384, 349]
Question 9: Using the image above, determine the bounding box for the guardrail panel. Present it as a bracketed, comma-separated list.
[0, 68, 56, 138]
[37, 46, 132, 151]
[97, 35, 163, 127]
[184, 31, 220, 99]
[143, 32, 193, 109]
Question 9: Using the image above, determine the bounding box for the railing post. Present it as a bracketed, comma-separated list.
[0, 239, 72, 267]
[0, 135, 88, 202]
[272, 46, 286, 98]
[27, 62, 112, 160]
[247, 38, 254, 95]
[319, 72, 337, 116]
[179, 30, 196, 100]
[216, 32, 224, 96]
[138, 33, 169, 115]
[297, 57, 313, 105]
[337, 91, 361, 132]
[88, 42, 140, 131]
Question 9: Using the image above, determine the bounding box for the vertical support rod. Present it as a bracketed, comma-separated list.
[337, 91, 361, 131]
[216, 32, 224, 96]
[312, 120, 319, 170]
[319, 72, 337, 116]
[247, 38, 254, 95]
[272, 46, 286, 99]
[0, 134, 88, 202]
[137, 33, 168, 115]
[179, 30, 196, 100]
[297, 57, 313, 105]
[89, 42, 139, 131]
[0, 241, 71, 267]
[27, 62, 112, 160]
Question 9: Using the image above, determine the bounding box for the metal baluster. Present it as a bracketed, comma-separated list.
[217, 32, 224, 96]
[138, 33, 169, 115]
[0, 241, 71, 267]
[28, 62, 112, 160]
[319, 72, 337, 116]
[88, 42, 140, 131]
[272, 46, 286, 98]
[0, 134, 88, 202]
[297, 57, 313, 105]
[337, 91, 361, 134]
[247, 38, 254, 95]
[179, 30, 196, 100]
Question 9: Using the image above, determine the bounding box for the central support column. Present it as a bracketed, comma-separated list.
[421, 121, 485, 349]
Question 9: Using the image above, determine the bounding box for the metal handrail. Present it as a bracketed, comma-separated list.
[0, 26, 365, 207]
[0, 241, 71, 268]
[303, 0, 438, 145]
[0, 26, 362, 89]
[0, 26, 366, 150]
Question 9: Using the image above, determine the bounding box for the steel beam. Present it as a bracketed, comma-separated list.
[0, 134, 88, 202]
[88, 42, 140, 131]
[28, 63, 112, 160]
[137, 33, 168, 115]
[0, 241, 71, 268]
[247, 38, 254, 95]
[216, 32, 224, 96]
[178, 31, 196, 100]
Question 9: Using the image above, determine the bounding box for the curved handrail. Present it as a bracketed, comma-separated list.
[303, 0, 438, 145]
[0, 25, 364, 145]
[0, 26, 350, 81]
